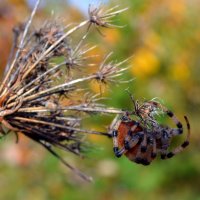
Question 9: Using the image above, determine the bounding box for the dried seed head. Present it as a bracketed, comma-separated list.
[88, 4, 128, 29]
[0, 1, 129, 181]
[94, 53, 129, 85]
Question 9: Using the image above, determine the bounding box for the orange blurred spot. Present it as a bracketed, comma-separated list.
[86, 46, 105, 74]
[89, 134, 100, 142]
[131, 48, 160, 78]
[167, 0, 186, 17]
[88, 128, 106, 142]
[103, 29, 121, 45]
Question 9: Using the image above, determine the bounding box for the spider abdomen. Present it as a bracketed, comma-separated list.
[117, 121, 141, 148]
[116, 120, 156, 165]
[126, 143, 155, 165]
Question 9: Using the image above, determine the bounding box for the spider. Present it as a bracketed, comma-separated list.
[110, 101, 190, 165]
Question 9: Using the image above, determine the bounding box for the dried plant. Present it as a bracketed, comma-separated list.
[0, 0, 128, 181]
[0, 0, 190, 182]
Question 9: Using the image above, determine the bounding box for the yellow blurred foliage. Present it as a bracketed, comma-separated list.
[131, 47, 160, 78]
[171, 62, 190, 81]
[143, 31, 161, 52]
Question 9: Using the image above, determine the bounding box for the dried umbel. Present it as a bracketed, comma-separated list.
[0, 0, 190, 182]
[0, 0, 128, 181]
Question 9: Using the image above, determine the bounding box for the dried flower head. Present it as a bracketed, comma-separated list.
[0, 0, 128, 181]
[88, 4, 128, 30]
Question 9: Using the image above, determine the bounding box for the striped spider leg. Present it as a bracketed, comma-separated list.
[157, 112, 190, 160]
[139, 101, 191, 159]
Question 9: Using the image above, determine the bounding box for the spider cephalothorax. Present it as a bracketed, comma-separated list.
[110, 101, 190, 165]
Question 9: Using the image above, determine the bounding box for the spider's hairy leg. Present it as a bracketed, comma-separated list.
[140, 126, 147, 153]
[125, 132, 141, 152]
[110, 114, 125, 158]
[134, 132, 150, 166]
[160, 138, 170, 160]
[158, 109, 185, 160]
[151, 138, 157, 159]
[166, 116, 190, 159]
[156, 128, 169, 160]
[124, 121, 139, 150]
[129, 134, 141, 151]
[111, 113, 134, 157]
[125, 89, 138, 115]
[166, 110, 183, 134]
[112, 130, 125, 158]
[160, 151, 167, 159]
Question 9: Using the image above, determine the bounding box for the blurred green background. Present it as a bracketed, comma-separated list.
[0, 0, 200, 199]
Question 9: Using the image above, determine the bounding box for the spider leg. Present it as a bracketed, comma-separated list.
[123, 131, 144, 162]
[159, 134, 171, 159]
[111, 112, 133, 157]
[158, 109, 184, 159]
[166, 110, 183, 135]
[111, 114, 125, 158]
[151, 138, 157, 159]
[112, 129, 125, 157]
[160, 151, 167, 159]
[157, 128, 171, 159]
[124, 121, 150, 165]
[124, 121, 139, 150]
[166, 116, 190, 158]
[109, 114, 121, 132]
[124, 89, 139, 116]
[125, 131, 141, 150]
[140, 124, 147, 152]
[134, 131, 151, 165]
